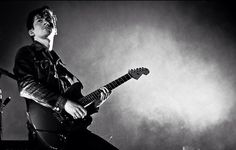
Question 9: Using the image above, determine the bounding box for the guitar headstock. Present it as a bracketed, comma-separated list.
[128, 67, 150, 80]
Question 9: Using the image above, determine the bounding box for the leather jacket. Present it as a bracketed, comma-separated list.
[13, 41, 82, 112]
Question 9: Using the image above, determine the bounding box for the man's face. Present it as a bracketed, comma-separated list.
[30, 9, 57, 39]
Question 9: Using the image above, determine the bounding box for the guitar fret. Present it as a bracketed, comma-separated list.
[90, 94, 95, 100]
[87, 94, 92, 100]
[92, 90, 100, 99]
[106, 84, 112, 91]
[119, 77, 125, 82]
[117, 78, 123, 84]
[124, 74, 131, 80]
[113, 81, 119, 87]
[95, 90, 100, 99]
[110, 81, 117, 89]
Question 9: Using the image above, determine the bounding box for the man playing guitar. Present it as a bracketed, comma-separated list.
[13, 6, 118, 150]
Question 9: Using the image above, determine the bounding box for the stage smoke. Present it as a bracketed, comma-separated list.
[65, 3, 236, 148]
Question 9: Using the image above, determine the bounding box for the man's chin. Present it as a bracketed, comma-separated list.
[43, 30, 52, 36]
[45, 27, 52, 32]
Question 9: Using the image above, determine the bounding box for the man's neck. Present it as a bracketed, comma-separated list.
[34, 37, 54, 51]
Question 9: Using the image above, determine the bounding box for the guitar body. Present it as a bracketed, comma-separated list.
[28, 82, 93, 149]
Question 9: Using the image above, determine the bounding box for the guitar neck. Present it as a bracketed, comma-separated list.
[79, 73, 132, 107]
[104, 73, 132, 91]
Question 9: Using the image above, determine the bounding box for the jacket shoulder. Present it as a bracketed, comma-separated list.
[15, 45, 35, 59]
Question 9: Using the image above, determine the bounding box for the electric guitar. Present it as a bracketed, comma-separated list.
[19, 67, 149, 149]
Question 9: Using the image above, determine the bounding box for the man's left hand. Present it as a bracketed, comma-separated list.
[94, 87, 111, 107]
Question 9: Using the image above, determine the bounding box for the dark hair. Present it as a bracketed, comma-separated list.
[26, 6, 56, 31]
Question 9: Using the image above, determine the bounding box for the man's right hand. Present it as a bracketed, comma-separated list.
[64, 100, 87, 119]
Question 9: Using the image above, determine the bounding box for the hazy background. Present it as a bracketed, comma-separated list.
[1, 1, 236, 150]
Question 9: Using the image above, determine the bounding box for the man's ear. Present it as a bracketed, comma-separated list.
[28, 29, 35, 36]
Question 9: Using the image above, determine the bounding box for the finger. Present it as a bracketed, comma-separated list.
[104, 87, 109, 93]
[103, 87, 109, 93]
[101, 87, 109, 98]
[102, 88, 108, 98]
[105, 87, 111, 94]
[73, 114, 78, 119]
[104, 87, 111, 96]
[104, 88, 110, 98]
[73, 111, 80, 119]
[77, 105, 87, 116]
[100, 92, 105, 100]
[74, 109, 83, 119]
[100, 88, 105, 100]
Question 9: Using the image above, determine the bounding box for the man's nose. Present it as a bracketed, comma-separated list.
[43, 18, 53, 27]
[41, 19, 49, 25]
[42, 20, 48, 26]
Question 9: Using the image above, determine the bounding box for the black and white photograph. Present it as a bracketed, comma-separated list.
[1, 1, 236, 150]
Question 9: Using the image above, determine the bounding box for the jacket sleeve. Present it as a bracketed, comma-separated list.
[13, 47, 66, 112]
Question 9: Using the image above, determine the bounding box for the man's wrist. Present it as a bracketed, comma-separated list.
[53, 96, 67, 112]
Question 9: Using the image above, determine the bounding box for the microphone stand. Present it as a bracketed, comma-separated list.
[0, 68, 17, 141]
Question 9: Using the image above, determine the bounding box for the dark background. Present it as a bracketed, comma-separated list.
[1, 1, 236, 150]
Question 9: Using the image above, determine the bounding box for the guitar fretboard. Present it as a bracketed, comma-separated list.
[79, 73, 132, 107]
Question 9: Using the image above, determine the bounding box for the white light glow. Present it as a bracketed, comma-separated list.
[82, 25, 235, 133]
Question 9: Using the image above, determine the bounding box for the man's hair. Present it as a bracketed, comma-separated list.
[26, 6, 56, 31]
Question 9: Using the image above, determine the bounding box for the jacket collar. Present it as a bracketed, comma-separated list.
[32, 40, 49, 52]
[31, 41, 62, 64]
